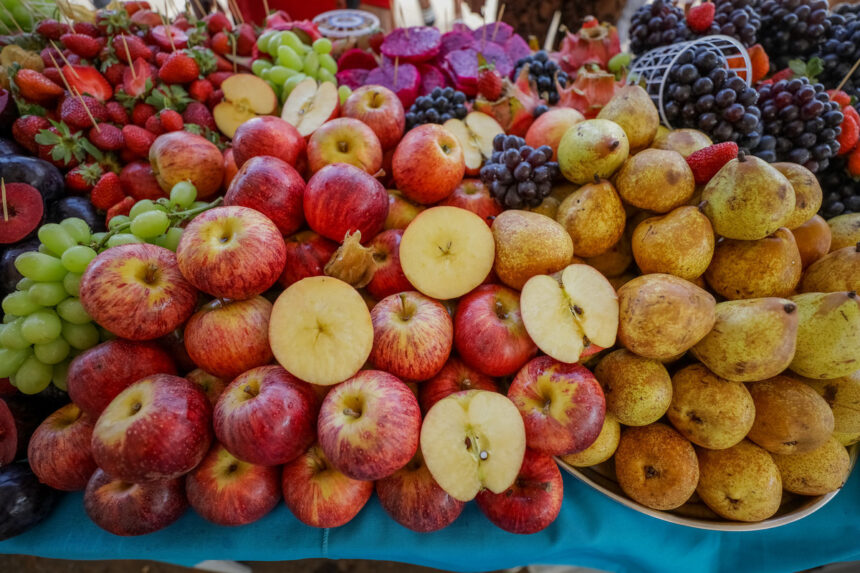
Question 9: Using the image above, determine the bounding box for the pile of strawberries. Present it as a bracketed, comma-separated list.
[8, 1, 255, 219]
[827, 89, 860, 176]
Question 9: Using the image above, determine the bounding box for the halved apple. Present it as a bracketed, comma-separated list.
[399, 206, 495, 300]
[269, 276, 373, 386]
[420, 390, 526, 502]
[520, 264, 619, 363]
[213, 73, 278, 138]
[281, 79, 340, 137]
[442, 112, 504, 175]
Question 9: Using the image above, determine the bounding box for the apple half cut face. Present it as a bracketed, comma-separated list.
[281, 79, 340, 137]
[212, 74, 278, 137]
[269, 276, 373, 386]
[442, 112, 504, 175]
[420, 389, 526, 502]
[520, 264, 618, 363]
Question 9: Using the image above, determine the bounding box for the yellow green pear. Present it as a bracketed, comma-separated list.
[799, 243, 860, 293]
[801, 370, 860, 446]
[691, 298, 798, 382]
[771, 436, 851, 495]
[790, 291, 860, 379]
[557, 119, 629, 184]
[555, 179, 626, 257]
[828, 212, 860, 250]
[594, 349, 673, 426]
[651, 128, 712, 157]
[491, 210, 573, 290]
[632, 206, 715, 280]
[559, 413, 621, 467]
[615, 149, 696, 213]
[596, 85, 659, 150]
[773, 162, 822, 229]
[584, 236, 632, 277]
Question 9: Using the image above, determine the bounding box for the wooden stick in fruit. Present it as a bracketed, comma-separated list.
[544, 10, 561, 52]
[837, 55, 860, 92]
[49, 40, 81, 79]
[393, 56, 399, 90]
[262, 0, 270, 17]
[492, 4, 506, 42]
[120, 35, 137, 80]
[46, 50, 74, 93]
[73, 86, 102, 133]
[159, 12, 177, 51]
[227, 0, 244, 25]
[192, 0, 208, 17]
[1, 179, 7, 222]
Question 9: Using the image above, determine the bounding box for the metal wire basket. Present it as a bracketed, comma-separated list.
[313, 9, 380, 40]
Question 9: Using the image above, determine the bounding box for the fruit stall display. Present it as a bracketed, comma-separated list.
[0, 0, 859, 544]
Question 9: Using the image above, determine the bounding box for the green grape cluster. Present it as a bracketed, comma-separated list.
[252, 31, 338, 101]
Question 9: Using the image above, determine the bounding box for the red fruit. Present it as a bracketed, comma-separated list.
[71, 22, 100, 37]
[40, 45, 63, 68]
[182, 101, 216, 130]
[188, 79, 213, 103]
[112, 34, 152, 63]
[0, 183, 43, 244]
[145, 114, 166, 135]
[205, 12, 232, 34]
[477, 55, 503, 102]
[124, 1, 151, 15]
[89, 124, 125, 151]
[14, 69, 63, 103]
[206, 71, 232, 89]
[828, 89, 852, 108]
[207, 89, 223, 110]
[235, 24, 255, 56]
[122, 125, 157, 157]
[36, 19, 68, 40]
[159, 109, 184, 132]
[748, 44, 769, 84]
[106, 101, 129, 125]
[61, 65, 112, 102]
[159, 51, 200, 84]
[60, 95, 109, 131]
[42, 67, 62, 86]
[65, 163, 103, 194]
[60, 33, 102, 59]
[837, 112, 859, 156]
[90, 172, 125, 210]
[37, 127, 80, 170]
[12, 115, 50, 153]
[769, 68, 794, 84]
[214, 54, 234, 72]
[686, 142, 740, 185]
[687, 2, 716, 33]
[120, 161, 166, 200]
[130, 9, 163, 28]
[848, 146, 860, 176]
[556, 16, 621, 73]
[122, 58, 153, 99]
[106, 196, 135, 224]
[210, 32, 230, 56]
[103, 63, 126, 86]
[132, 102, 157, 126]
[155, 51, 169, 67]
[151, 25, 189, 51]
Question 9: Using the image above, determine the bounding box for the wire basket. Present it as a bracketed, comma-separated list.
[313, 9, 380, 40]
[627, 35, 752, 127]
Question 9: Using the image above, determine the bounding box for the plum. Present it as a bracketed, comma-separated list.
[0, 461, 61, 541]
[0, 155, 64, 204]
[0, 237, 39, 297]
[47, 196, 105, 233]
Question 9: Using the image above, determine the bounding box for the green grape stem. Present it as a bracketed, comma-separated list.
[92, 196, 223, 251]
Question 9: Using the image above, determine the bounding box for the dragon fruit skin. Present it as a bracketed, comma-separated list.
[555, 17, 621, 75]
[336, 68, 370, 90]
[556, 66, 624, 118]
[473, 67, 544, 136]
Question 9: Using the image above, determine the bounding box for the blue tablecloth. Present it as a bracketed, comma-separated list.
[2, 468, 858, 573]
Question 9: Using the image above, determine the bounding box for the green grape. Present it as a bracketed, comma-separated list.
[318, 68, 336, 84]
[108, 215, 130, 230]
[2, 314, 14, 324]
[283, 73, 307, 96]
[189, 201, 208, 210]
[157, 227, 184, 252]
[106, 234, 144, 248]
[0, 319, 29, 350]
[62, 321, 99, 350]
[2, 291, 42, 316]
[277, 45, 303, 71]
[260, 68, 271, 81]
[15, 277, 34, 291]
[38, 223, 77, 255]
[313, 38, 333, 55]
[34, 338, 70, 365]
[130, 210, 170, 239]
[60, 217, 92, 243]
[319, 53, 337, 75]
[170, 181, 198, 208]
[13, 355, 52, 395]
[52, 360, 69, 391]
[266, 32, 282, 57]
[252, 58, 272, 77]
[61, 245, 97, 274]
[303, 51, 319, 78]
[280, 30, 304, 53]
[91, 232, 107, 244]
[338, 85, 352, 105]
[608, 52, 632, 74]
[268, 65, 296, 85]
[256, 30, 275, 53]
[28, 282, 68, 307]
[21, 310, 62, 345]
[0, 347, 30, 378]
[129, 199, 157, 219]
[56, 298, 91, 325]
[15, 252, 68, 282]
[63, 273, 82, 297]
[38, 243, 55, 255]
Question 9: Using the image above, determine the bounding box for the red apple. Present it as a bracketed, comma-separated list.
[27, 402, 96, 491]
[278, 230, 338, 288]
[393, 124, 465, 204]
[418, 356, 499, 413]
[304, 163, 388, 243]
[185, 369, 227, 406]
[370, 291, 453, 381]
[281, 443, 373, 528]
[176, 205, 286, 300]
[231, 115, 306, 169]
[317, 370, 420, 480]
[507, 355, 605, 455]
[213, 365, 318, 466]
[222, 148, 238, 190]
[120, 161, 167, 201]
[454, 284, 538, 377]
[376, 450, 465, 532]
[186, 442, 281, 526]
[84, 468, 187, 536]
[341, 85, 405, 150]
[384, 189, 424, 230]
[149, 131, 224, 199]
[475, 449, 563, 534]
[184, 296, 273, 380]
[91, 373, 212, 483]
[307, 117, 383, 175]
[524, 108, 585, 161]
[224, 155, 305, 236]
[80, 244, 198, 341]
[0, 398, 15, 464]
[438, 179, 503, 226]
[67, 339, 177, 418]
[280, 78, 340, 137]
[366, 229, 412, 300]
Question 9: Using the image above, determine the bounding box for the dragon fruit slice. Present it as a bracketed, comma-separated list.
[473, 67, 543, 136]
[336, 68, 370, 90]
[470, 41, 513, 77]
[416, 64, 448, 95]
[557, 65, 624, 118]
[505, 34, 532, 66]
[380, 26, 441, 64]
[365, 62, 421, 109]
[443, 48, 479, 96]
[555, 17, 621, 74]
[440, 31, 474, 56]
[337, 49, 378, 71]
[472, 22, 513, 44]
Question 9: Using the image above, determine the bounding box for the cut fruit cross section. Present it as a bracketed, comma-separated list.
[443, 112, 504, 175]
[281, 79, 340, 137]
[213, 73, 278, 138]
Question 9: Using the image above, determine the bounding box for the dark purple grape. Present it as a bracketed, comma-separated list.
[504, 148, 521, 168]
[723, 103, 745, 122]
[693, 77, 714, 95]
[678, 64, 699, 84]
[527, 149, 547, 166]
[716, 89, 737, 107]
[493, 133, 506, 151]
[517, 180, 537, 199]
[513, 162, 532, 181]
[696, 94, 716, 112]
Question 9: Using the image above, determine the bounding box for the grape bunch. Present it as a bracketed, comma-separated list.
[816, 158, 860, 217]
[629, 0, 690, 55]
[694, 0, 761, 47]
[815, 10, 860, 95]
[514, 51, 569, 106]
[751, 77, 842, 173]
[663, 47, 762, 150]
[405, 87, 468, 131]
[479, 134, 559, 209]
[758, 0, 830, 70]
[252, 30, 338, 99]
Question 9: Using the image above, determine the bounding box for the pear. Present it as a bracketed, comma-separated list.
[651, 128, 712, 157]
[594, 349, 673, 427]
[557, 119, 629, 184]
[691, 298, 798, 383]
[632, 206, 715, 280]
[801, 370, 860, 446]
[555, 179, 626, 258]
[799, 243, 860, 293]
[771, 436, 851, 496]
[704, 228, 802, 300]
[615, 149, 695, 213]
[747, 375, 835, 455]
[491, 210, 573, 290]
[790, 291, 860, 379]
[559, 413, 621, 467]
[596, 85, 659, 150]
[828, 212, 860, 251]
[584, 236, 632, 277]
[773, 163, 823, 229]
[701, 154, 795, 240]
[791, 214, 832, 268]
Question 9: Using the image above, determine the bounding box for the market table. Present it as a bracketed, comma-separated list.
[2, 468, 858, 573]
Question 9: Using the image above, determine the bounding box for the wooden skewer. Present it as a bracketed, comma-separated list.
[231, 33, 237, 73]
[227, 0, 244, 25]
[72, 86, 101, 133]
[492, 4, 505, 42]
[396, 0, 409, 37]
[191, 0, 208, 18]
[544, 9, 562, 52]
[837, 55, 860, 92]
[120, 35, 137, 80]
[1, 179, 7, 223]
[49, 40, 80, 78]
[46, 50, 75, 95]
[393, 56, 399, 88]
[0, 2, 24, 34]
[262, 0, 270, 17]
[159, 12, 177, 52]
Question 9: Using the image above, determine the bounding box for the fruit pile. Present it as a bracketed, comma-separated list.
[1, 1, 860, 543]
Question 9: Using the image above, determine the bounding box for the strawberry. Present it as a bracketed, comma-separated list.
[132, 102, 157, 126]
[182, 101, 216, 130]
[60, 33, 103, 59]
[837, 111, 859, 156]
[236, 24, 256, 56]
[91, 172, 125, 210]
[106, 196, 135, 223]
[206, 71, 232, 88]
[36, 19, 68, 40]
[205, 12, 232, 35]
[159, 109, 184, 132]
[214, 54, 233, 72]
[848, 145, 860, 177]
[144, 114, 166, 135]
[122, 124, 157, 157]
[686, 142, 739, 185]
[828, 90, 852, 108]
[60, 95, 109, 130]
[14, 69, 63, 103]
[155, 51, 169, 67]
[210, 32, 230, 56]
[106, 101, 129, 125]
[89, 124, 125, 151]
[61, 65, 112, 102]
[130, 9, 163, 28]
[65, 163, 103, 194]
[123, 1, 151, 16]
[769, 68, 794, 84]
[35, 122, 98, 170]
[112, 34, 152, 64]
[122, 58, 153, 98]
[207, 88, 223, 110]
[103, 62, 126, 86]
[159, 51, 199, 84]
[71, 22, 100, 37]
[42, 67, 63, 86]
[12, 115, 50, 153]
[40, 46, 63, 68]
[687, 2, 715, 34]
[188, 78, 213, 102]
[477, 54, 503, 101]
